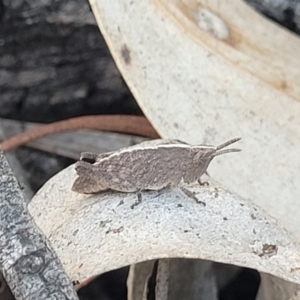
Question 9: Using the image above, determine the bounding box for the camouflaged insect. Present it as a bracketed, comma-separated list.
[72, 138, 241, 194]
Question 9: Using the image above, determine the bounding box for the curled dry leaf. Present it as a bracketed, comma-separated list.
[29, 165, 300, 299]
[89, 0, 300, 239]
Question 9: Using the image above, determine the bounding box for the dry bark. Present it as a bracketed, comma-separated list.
[0, 150, 78, 300]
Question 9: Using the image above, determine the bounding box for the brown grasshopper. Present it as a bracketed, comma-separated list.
[72, 138, 241, 194]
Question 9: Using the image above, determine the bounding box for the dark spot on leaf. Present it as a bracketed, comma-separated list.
[106, 226, 124, 234]
[262, 244, 277, 253]
[121, 44, 131, 65]
[258, 244, 278, 258]
[72, 280, 80, 286]
[290, 267, 300, 273]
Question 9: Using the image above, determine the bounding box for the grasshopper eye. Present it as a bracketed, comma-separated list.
[81, 157, 96, 164]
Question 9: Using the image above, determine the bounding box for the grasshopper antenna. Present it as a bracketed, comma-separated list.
[213, 138, 241, 157]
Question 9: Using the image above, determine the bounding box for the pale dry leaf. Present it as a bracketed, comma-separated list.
[29, 165, 300, 295]
[88, 0, 300, 238]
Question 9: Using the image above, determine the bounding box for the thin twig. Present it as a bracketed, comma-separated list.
[0, 115, 159, 152]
